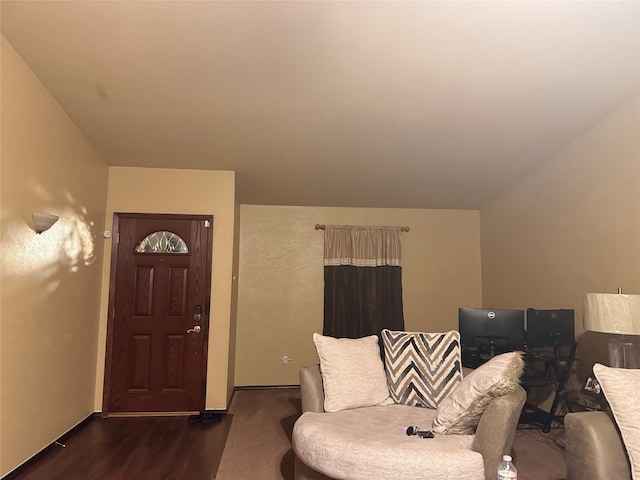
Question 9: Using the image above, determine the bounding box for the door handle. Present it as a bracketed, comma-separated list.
[187, 326, 201, 334]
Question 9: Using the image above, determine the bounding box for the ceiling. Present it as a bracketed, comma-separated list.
[1, 1, 638, 209]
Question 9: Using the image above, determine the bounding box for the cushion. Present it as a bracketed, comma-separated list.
[432, 351, 524, 434]
[313, 333, 392, 412]
[293, 404, 483, 480]
[381, 329, 462, 408]
[593, 363, 640, 479]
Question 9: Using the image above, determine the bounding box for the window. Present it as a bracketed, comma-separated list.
[135, 231, 189, 254]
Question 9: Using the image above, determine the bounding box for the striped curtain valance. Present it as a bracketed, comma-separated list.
[323, 225, 402, 267]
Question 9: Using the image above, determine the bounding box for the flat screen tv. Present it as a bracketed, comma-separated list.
[526, 308, 575, 347]
[458, 308, 526, 356]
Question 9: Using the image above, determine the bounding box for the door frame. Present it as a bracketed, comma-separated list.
[101, 212, 214, 416]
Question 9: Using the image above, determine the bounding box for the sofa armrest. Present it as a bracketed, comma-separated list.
[472, 385, 526, 480]
[565, 411, 631, 480]
[300, 365, 325, 413]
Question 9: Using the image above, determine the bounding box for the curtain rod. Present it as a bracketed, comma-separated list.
[315, 224, 410, 232]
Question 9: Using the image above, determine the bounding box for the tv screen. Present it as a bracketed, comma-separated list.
[458, 308, 526, 353]
[526, 308, 575, 347]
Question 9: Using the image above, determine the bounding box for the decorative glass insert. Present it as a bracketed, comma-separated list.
[135, 231, 189, 254]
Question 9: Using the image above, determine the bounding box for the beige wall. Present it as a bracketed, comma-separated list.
[94, 167, 238, 410]
[235, 205, 482, 386]
[480, 96, 640, 379]
[0, 36, 109, 476]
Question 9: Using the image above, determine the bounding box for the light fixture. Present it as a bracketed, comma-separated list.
[583, 289, 640, 368]
[32, 212, 59, 234]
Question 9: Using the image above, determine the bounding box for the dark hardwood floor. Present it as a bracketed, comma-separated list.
[10, 414, 232, 480]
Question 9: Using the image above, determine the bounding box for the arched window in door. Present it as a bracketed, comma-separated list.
[135, 230, 189, 254]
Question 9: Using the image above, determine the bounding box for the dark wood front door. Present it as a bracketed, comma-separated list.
[104, 214, 213, 414]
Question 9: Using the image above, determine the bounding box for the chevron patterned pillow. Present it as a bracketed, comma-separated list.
[381, 329, 462, 409]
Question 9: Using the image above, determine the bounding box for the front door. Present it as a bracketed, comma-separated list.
[104, 214, 213, 414]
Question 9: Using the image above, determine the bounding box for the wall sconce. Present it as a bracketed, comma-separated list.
[32, 212, 59, 234]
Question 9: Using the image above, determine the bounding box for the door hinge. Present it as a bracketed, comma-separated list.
[204, 220, 211, 228]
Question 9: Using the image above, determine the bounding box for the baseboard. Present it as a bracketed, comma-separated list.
[1, 413, 98, 480]
[234, 384, 300, 390]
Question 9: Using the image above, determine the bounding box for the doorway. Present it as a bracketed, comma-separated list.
[103, 213, 213, 414]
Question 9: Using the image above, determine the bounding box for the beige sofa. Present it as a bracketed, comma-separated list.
[565, 411, 632, 480]
[292, 364, 526, 480]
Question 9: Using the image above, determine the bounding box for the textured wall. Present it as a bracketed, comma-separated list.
[1, 36, 109, 476]
[235, 205, 482, 386]
[95, 167, 238, 410]
[480, 96, 640, 379]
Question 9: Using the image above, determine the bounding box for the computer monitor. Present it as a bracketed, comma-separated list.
[526, 308, 575, 347]
[458, 308, 526, 357]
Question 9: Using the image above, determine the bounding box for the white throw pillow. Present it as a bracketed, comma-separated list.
[432, 351, 524, 434]
[313, 333, 392, 413]
[593, 363, 640, 479]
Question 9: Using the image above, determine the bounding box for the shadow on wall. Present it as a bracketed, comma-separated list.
[2, 181, 96, 275]
[1, 177, 99, 298]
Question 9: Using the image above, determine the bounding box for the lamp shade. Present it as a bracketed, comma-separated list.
[584, 293, 640, 335]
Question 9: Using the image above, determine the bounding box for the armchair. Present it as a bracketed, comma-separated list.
[293, 364, 526, 480]
[565, 411, 631, 480]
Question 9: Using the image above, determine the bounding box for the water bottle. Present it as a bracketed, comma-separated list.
[498, 454, 517, 479]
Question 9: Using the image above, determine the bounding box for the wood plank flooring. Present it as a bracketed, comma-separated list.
[10, 414, 232, 480]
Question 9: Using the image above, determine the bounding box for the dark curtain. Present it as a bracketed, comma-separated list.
[323, 265, 404, 339]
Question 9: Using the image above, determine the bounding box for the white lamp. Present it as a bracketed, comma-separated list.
[583, 290, 640, 368]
